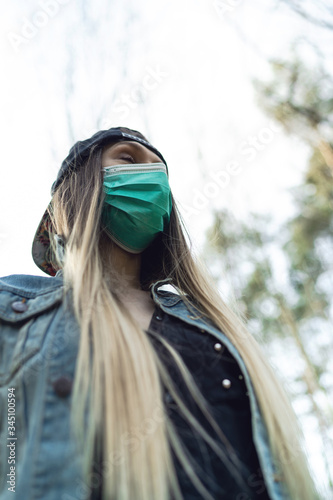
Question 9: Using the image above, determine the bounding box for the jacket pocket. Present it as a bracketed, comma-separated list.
[0, 289, 61, 385]
[0, 313, 59, 385]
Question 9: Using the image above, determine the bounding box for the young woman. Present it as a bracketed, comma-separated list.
[0, 127, 319, 500]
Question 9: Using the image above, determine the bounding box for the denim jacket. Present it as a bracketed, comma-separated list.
[0, 273, 288, 500]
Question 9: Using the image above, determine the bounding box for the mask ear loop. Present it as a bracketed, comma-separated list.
[54, 234, 66, 266]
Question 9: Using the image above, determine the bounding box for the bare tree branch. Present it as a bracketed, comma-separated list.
[279, 0, 333, 30]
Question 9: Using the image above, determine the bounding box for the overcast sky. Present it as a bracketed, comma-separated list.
[2, 0, 325, 278]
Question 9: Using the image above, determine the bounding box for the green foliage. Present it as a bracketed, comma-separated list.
[254, 52, 333, 133]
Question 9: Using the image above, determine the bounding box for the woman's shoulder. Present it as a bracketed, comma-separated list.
[0, 274, 64, 322]
[0, 273, 63, 295]
[151, 283, 217, 330]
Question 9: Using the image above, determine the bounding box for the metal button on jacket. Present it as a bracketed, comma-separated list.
[52, 376, 73, 398]
[11, 300, 28, 313]
[214, 342, 223, 352]
[222, 378, 232, 389]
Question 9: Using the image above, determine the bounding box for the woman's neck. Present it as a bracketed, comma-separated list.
[100, 234, 155, 330]
[100, 234, 142, 292]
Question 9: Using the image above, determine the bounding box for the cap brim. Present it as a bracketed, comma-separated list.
[32, 204, 58, 276]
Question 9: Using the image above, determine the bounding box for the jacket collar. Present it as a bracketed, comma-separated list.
[0, 274, 182, 323]
[0, 274, 63, 323]
[150, 279, 183, 307]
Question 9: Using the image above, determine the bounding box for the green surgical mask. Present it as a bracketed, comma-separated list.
[102, 162, 172, 253]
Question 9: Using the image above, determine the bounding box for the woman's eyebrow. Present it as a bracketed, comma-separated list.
[109, 141, 142, 152]
[119, 141, 141, 150]
[111, 141, 161, 161]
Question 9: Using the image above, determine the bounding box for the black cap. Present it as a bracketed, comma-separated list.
[51, 126, 168, 194]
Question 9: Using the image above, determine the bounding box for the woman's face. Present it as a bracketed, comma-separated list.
[101, 140, 162, 168]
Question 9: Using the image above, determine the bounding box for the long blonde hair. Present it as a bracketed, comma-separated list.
[48, 135, 319, 500]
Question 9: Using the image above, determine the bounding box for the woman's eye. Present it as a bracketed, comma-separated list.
[119, 154, 135, 163]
